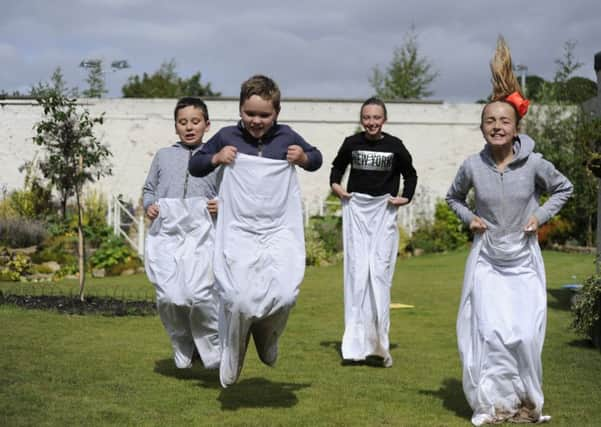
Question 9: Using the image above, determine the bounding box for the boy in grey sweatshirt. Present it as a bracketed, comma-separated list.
[143, 97, 220, 370]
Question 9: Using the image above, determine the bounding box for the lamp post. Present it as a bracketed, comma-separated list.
[79, 59, 130, 97]
[515, 64, 528, 97]
[79, 59, 130, 72]
[109, 60, 130, 71]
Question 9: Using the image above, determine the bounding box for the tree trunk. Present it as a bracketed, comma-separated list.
[77, 194, 86, 302]
[77, 155, 86, 302]
[587, 215, 593, 248]
[61, 196, 67, 219]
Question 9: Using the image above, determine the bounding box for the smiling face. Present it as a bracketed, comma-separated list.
[480, 101, 518, 147]
[361, 104, 387, 140]
[175, 105, 210, 146]
[240, 95, 279, 139]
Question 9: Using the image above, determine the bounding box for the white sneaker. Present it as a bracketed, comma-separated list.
[383, 356, 393, 368]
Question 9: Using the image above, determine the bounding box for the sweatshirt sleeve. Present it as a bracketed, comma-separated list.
[189, 132, 224, 177]
[533, 155, 573, 225]
[446, 160, 476, 225]
[398, 145, 417, 201]
[329, 139, 350, 185]
[293, 131, 322, 171]
[142, 154, 160, 210]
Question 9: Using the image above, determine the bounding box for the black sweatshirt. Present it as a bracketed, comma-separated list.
[329, 132, 417, 200]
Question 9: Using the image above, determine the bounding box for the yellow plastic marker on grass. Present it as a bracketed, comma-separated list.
[390, 303, 414, 309]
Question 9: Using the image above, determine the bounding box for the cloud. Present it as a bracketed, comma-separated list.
[1, 0, 599, 100]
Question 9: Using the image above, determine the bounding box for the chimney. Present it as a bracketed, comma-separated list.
[595, 51, 601, 97]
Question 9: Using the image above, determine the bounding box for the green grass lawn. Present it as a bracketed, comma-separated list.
[1, 250, 600, 426]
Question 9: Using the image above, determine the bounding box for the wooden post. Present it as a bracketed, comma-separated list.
[597, 181, 601, 274]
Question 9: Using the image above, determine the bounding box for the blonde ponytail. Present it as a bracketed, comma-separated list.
[490, 36, 523, 101]
[487, 36, 530, 118]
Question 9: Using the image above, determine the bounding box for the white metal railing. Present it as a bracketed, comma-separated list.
[107, 195, 145, 259]
[106, 194, 421, 258]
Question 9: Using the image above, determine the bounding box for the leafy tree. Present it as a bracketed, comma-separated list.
[122, 59, 220, 97]
[528, 40, 600, 246]
[564, 76, 597, 104]
[82, 60, 107, 98]
[525, 75, 545, 101]
[30, 67, 79, 98]
[0, 89, 23, 97]
[369, 28, 438, 100]
[32, 92, 112, 299]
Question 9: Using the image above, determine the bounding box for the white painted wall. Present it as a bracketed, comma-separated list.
[0, 98, 485, 229]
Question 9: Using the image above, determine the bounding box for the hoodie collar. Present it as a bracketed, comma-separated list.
[481, 134, 535, 170]
[175, 141, 203, 154]
[237, 120, 279, 143]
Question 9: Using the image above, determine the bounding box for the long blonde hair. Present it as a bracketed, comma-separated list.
[483, 36, 529, 123]
[489, 36, 524, 101]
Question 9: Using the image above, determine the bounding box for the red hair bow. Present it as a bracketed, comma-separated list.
[505, 92, 530, 117]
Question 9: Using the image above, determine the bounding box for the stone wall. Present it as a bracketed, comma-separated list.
[0, 98, 485, 230]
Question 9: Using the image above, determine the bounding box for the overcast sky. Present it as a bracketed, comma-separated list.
[1, 0, 599, 102]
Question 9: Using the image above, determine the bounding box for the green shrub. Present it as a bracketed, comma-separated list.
[45, 216, 72, 237]
[0, 217, 48, 248]
[0, 250, 32, 281]
[323, 192, 342, 217]
[89, 236, 140, 274]
[571, 274, 601, 348]
[305, 213, 411, 264]
[80, 190, 112, 246]
[304, 215, 344, 266]
[82, 190, 108, 224]
[30, 232, 78, 265]
[33, 263, 55, 274]
[84, 225, 113, 248]
[305, 228, 329, 266]
[106, 256, 143, 276]
[410, 200, 468, 253]
[54, 263, 79, 279]
[397, 225, 411, 256]
[8, 186, 53, 219]
[6, 161, 54, 220]
[0, 196, 17, 219]
[309, 216, 343, 255]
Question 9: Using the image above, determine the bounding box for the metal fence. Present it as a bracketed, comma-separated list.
[106, 195, 145, 259]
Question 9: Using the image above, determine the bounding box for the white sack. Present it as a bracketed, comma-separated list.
[457, 231, 549, 425]
[214, 154, 305, 387]
[145, 197, 220, 369]
[341, 192, 399, 361]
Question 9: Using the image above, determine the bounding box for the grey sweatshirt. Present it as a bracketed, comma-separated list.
[446, 134, 573, 232]
[142, 142, 219, 210]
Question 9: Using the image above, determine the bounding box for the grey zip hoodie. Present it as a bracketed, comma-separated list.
[446, 134, 573, 232]
[142, 142, 218, 211]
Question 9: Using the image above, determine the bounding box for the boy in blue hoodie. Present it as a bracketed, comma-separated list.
[189, 75, 322, 387]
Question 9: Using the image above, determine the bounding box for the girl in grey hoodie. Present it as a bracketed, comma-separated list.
[446, 38, 572, 426]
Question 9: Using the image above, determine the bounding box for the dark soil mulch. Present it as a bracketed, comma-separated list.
[0, 291, 156, 316]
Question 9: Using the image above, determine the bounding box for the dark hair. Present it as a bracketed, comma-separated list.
[174, 96, 209, 122]
[360, 97, 387, 120]
[239, 75, 281, 112]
